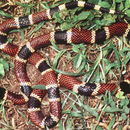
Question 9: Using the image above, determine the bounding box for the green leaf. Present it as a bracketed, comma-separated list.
[125, 0, 130, 9]
[74, 54, 83, 69]
[61, 22, 74, 30]
[58, 119, 64, 130]
[123, 106, 129, 114]
[66, 118, 73, 129]
[119, 2, 124, 11]
[51, 40, 61, 51]
[113, 46, 121, 67]
[96, 126, 103, 130]
[116, 0, 123, 3]
[104, 106, 122, 113]
[53, 50, 67, 68]
[0, 58, 9, 79]
[72, 45, 80, 53]
[110, 113, 114, 117]
[120, 98, 129, 106]
[10, 29, 25, 41]
[126, 9, 130, 17]
[70, 111, 83, 118]
[0, 10, 12, 18]
[77, 11, 90, 21]
[53, 12, 64, 24]
[88, 0, 98, 4]
[83, 105, 98, 118]
[104, 62, 116, 75]
[32, 85, 46, 90]
[98, 1, 111, 8]
[0, 59, 9, 71]
[102, 14, 116, 25]
[118, 125, 122, 130]
[87, 11, 95, 21]
[28, 22, 45, 37]
[108, 93, 115, 108]
[116, 91, 126, 99]
[119, 113, 127, 121]
[0, 64, 5, 79]
[108, 116, 116, 130]
[54, 68, 84, 76]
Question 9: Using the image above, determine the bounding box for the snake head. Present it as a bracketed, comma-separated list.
[78, 83, 96, 96]
[120, 81, 130, 94]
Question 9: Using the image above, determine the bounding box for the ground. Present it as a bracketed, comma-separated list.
[0, 0, 130, 130]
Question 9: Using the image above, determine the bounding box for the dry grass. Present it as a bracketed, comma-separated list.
[0, 0, 129, 130]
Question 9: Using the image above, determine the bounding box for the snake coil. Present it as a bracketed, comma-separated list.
[0, 1, 130, 129]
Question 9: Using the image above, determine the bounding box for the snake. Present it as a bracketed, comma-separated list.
[0, 0, 130, 129]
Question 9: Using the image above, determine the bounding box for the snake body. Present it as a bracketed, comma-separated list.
[0, 1, 130, 129]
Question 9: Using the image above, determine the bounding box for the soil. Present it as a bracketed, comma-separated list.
[0, 0, 129, 130]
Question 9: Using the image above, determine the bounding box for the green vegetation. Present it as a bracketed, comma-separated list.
[0, 0, 129, 129]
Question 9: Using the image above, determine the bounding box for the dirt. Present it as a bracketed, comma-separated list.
[0, 0, 129, 130]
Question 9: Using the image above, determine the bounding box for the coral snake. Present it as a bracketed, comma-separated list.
[0, 1, 130, 129]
